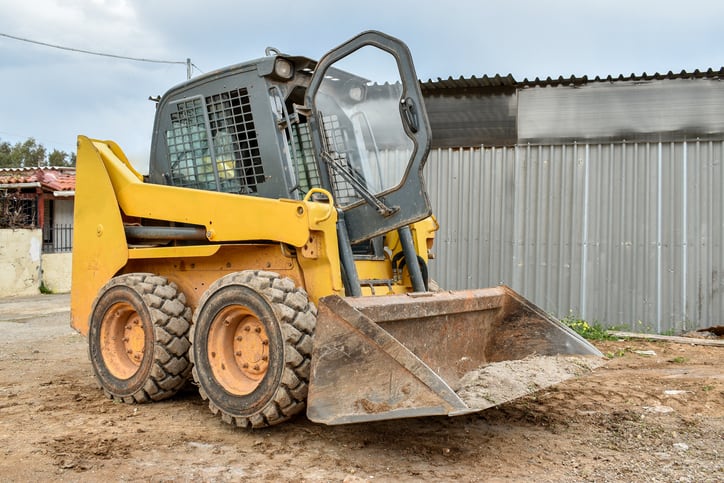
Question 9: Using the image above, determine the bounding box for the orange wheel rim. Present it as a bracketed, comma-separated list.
[99, 302, 146, 379]
[207, 305, 270, 396]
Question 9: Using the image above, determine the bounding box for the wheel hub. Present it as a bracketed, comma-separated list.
[207, 306, 271, 396]
[100, 302, 146, 380]
[123, 314, 146, 366]
[233, 318, 269, 378]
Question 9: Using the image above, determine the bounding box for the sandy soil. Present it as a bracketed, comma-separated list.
[0, 294, 721, 482]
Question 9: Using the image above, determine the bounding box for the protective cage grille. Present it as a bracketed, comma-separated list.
[165, 88, 265, 193]
[289, 122, 320, 194]
[321, 113, 365, 206]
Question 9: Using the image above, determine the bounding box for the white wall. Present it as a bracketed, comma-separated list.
[0, 229, 72, 296]
[41, 252, 72, 293]
[0, 229, 42, 296]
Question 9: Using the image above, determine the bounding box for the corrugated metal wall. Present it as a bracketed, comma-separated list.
[424, 140, 724, 332]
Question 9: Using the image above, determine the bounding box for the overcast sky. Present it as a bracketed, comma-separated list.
[1, 0, 722, 172]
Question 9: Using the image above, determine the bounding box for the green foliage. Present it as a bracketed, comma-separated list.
[561, 313, 615, 341]
[39, 281, 53, 294]
[605, 348, 627, 359]
[0, 137, 75, 168]
[668, 356, 687, 364]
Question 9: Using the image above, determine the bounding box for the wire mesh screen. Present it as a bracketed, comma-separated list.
[206, 89, 264, 193]
[166, 97, 214, 190]
[321, 113, 365, 206]
[289, 122, 320, 194]
[165, 89, 265, 193]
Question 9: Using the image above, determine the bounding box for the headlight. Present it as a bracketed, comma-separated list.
[345, 80, 366, 102]
[348, 84, 365, 102]
[273, 58, 294, 80]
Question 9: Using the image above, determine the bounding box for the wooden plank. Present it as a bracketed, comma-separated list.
[607, 331, 724, 347]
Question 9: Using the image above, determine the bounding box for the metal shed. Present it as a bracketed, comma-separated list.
[420, 70, 724, 332]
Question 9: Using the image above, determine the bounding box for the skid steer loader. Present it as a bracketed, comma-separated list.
[71, 31, 603, 428]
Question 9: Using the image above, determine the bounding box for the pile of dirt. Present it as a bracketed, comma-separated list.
[455, 355, 605, 408]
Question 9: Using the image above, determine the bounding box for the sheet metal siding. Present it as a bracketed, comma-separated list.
[424, 141, 724, 332]
[518, 79, 724, 143]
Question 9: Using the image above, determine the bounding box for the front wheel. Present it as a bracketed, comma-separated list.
[191, 271, 316, 428]
[88, 273, 192, 403]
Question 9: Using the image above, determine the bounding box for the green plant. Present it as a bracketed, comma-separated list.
[669, 356, 687, 364]
[605, 349, 627, 359]
[561, 314, 615, 341]
[634, 320, 655, 333]
[39, 281, 53, 294]
[702, 385, 714, 392]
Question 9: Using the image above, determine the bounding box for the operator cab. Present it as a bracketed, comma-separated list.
[148, 31, 431, 246]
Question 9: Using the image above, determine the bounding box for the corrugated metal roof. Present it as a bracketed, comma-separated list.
[421, 67, 724, 90]
[0, 167, 75, 192]
[420, 74, 516, 91]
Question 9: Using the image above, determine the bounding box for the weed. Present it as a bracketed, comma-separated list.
[634, 320, 655, 333]
[39, 281, 53, 295]
[668, 356, 687, 364]
[561, 314, 615, 341]
[605, 349, 627, 359]
[701, 385, 714, 392]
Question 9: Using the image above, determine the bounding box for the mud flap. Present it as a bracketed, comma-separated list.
[307, 286, 604, 425]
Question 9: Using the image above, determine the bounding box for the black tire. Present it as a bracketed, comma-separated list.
[191, 270, 316, 428]
[88, 273, 192, 403]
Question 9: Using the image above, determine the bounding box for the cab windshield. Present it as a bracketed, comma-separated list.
[313, 46, 414, 209]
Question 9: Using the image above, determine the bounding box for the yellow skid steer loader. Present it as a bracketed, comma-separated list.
[71, 31, 602, 428]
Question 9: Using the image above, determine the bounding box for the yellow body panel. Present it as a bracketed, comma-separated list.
[71, 137, 345, 335]
[123, 244, 304, 309]
[70, 138, 130, 334]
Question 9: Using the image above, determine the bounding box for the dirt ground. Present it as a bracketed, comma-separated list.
[1, 294, 721, 482]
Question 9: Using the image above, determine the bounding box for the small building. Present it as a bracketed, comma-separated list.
[0, 167, 75, 295]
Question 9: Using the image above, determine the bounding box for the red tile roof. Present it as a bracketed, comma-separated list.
[0, 167, 75, 192]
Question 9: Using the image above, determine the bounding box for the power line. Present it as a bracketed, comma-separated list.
[0, 32, 202, 77]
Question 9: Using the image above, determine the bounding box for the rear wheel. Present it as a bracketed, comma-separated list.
[88, 273, 192, 403]
[191, 271, 316, 428]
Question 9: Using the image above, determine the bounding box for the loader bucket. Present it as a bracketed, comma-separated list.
[307, 286, 604, 425]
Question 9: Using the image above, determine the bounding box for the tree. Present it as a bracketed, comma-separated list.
[0, 137, 75, 168]
[48, 149, 76, 167]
